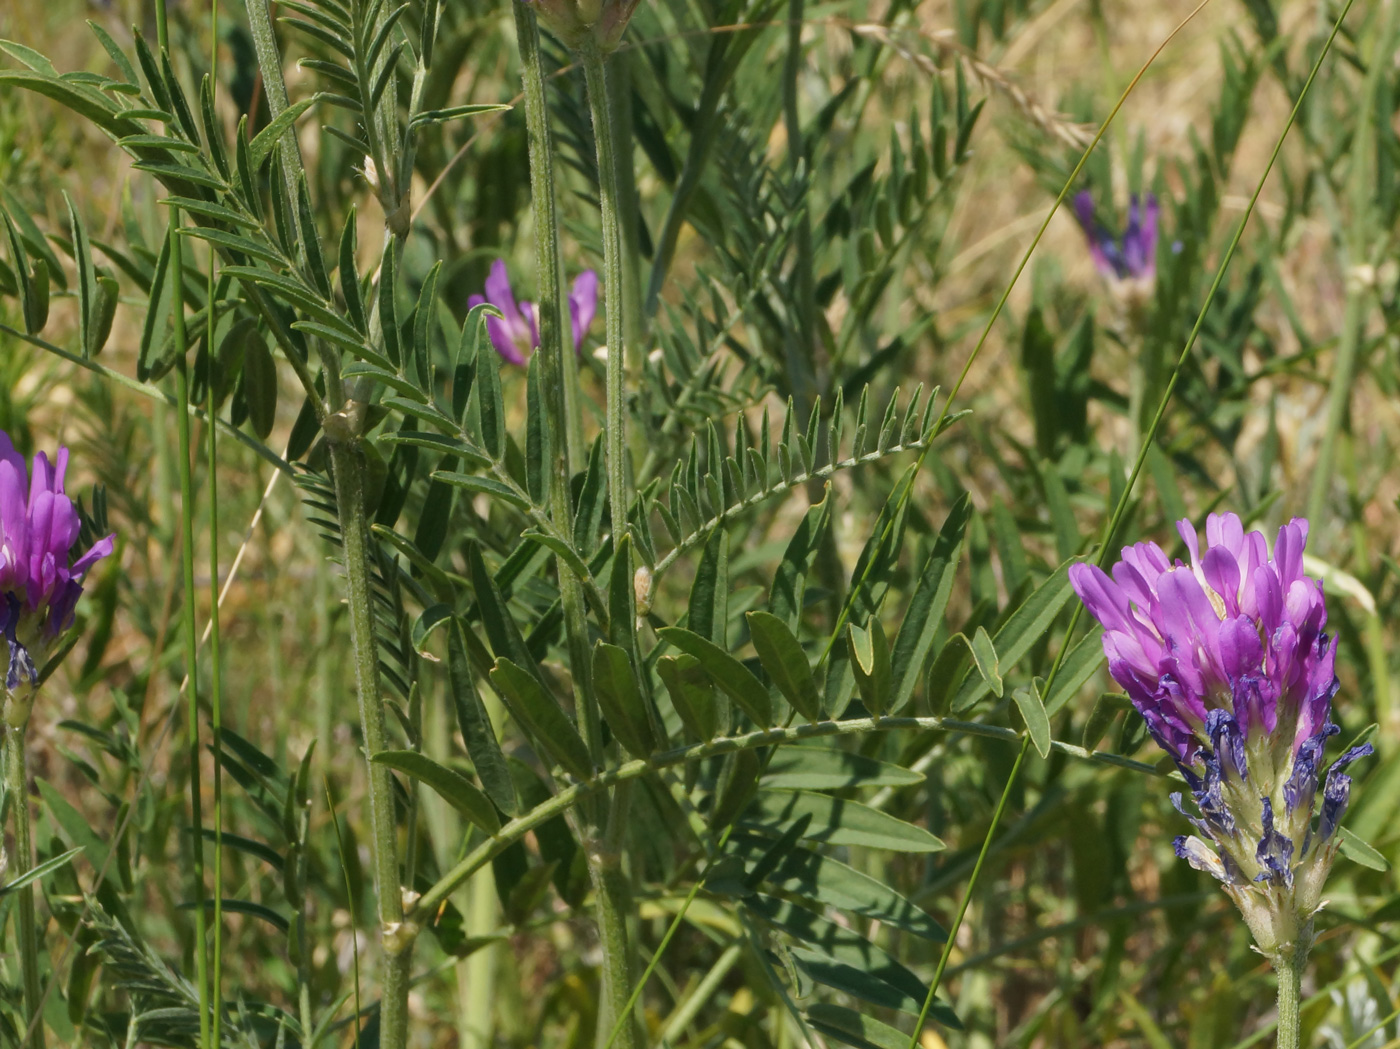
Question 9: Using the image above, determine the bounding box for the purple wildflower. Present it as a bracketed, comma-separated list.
[468, 259, 599, 366]
[0, 431, 113, 693]
[1073, 191, 1158, 283]
[1071, 513, 1371, 957]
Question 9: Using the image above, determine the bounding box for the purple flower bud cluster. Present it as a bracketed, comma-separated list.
[1073, 191, 1158, 283]
[469, 259, 598, 366]
[0, 431, 113, 694]
[1071, 514, 1370, 955]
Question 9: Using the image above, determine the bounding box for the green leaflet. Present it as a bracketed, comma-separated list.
[489, 658, 594, 781]
[848, 619, 891, 717]
[657, 653, 722, 741]
[887, 494, 970, 715]
[740, 790, 944, 852]
[730, 832, 945, 941]
[949, 560, 1075, 713]
[808, 1002, 958, 1049]
[761, 748, 923, 790]
[592, 642, 659, 758]
[448, 617, 516, 815]
[1011, 679, 1051, 759]
[657, 626, 772, 728]
[746, 611, 821, 723]
[768, 483, 832, 628]
[1044, 625, 1106, 716]
[372, 750, 500, 834]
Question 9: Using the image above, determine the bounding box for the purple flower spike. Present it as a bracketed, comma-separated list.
[469, 259, 600, 366]
[0, 430, 113, 696]
[1071, 512, 1371, 958]
[1073, 190, 1159, 283]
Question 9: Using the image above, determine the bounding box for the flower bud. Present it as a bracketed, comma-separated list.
[526, 0, 642, 52]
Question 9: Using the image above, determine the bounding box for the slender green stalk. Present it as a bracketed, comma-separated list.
[589, 782, 638, 1049]
[578, 51, 639, 1048]
[600, 823, 737, 1049]
[782, 0, 818, 417]
[154, 8, 211, 1044]
[457, 864, 500, 1049]
[514, 3, 585, 474]
[205, 6, 224, 1045]
[513, 2, 599, 764]
[1273, 939, 1308, 1049]
[659, 943, 742, 1045]
[325, 438, 412, 1049]
[6, 718, 43, 1049]
[606, 54, 646, 364]
[580, 39, 629, 545]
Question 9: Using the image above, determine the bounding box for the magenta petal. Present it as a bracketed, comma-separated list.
[1202, 545, 1242, 616]
[569, 270, 599, 350]
[71, 533, 114, 577]
[1218, 615, 1263, 685]
[1176, 518, 1201, 571]
[485, 315, 527, 365]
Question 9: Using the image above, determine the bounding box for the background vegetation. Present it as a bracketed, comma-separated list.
[0, 0, 1397, 1046]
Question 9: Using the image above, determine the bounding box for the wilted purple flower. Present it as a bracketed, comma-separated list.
[1073, 191, 1158, 283]
[468, 259, 598, 366]
[0, 431, 113, 695]
[1071, 513, 1370, 957]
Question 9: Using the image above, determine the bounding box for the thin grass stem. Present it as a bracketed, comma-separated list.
[154, 6, 211, 1044]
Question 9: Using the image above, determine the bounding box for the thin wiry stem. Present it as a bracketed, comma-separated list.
[326, 438, 412, 1049]
[205, 5, 225, 1045]
[580, 39, 629, 546]
[6, 717, 43, 1049]
[154, 5, 211, 1044]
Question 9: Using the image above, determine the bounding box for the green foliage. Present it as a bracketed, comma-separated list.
[0, 0, 1397, 1047]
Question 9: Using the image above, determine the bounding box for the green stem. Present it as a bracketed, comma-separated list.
[514, 1, 600, 765]
[514, 3, 585, 474]
[1273, 939, 1308, 1049]
[580, 39, 629, 544]
[606, 53, 646, 365]
[153, 9, 210, 1045]
[6, 719, 43, 1049]
[206, 11, 224, 1046]
[589, 782, 638, 1049]
[326, 439, 412, 1049]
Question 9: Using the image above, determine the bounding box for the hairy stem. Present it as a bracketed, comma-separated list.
[580, 40, 629, 545]
[589, 782, 638, 1049]
[1273, 939, 1309, 1049]
[6, 719, 43, 1049]
[515, 4, 586, 475]
[514, 1, 600, 763]
[326, 439, 412, 1049]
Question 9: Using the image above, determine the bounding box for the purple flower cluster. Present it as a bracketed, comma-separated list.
[0, 432, 113, 692]
[468, 259, 598, 366]
[1073, 191, 1158, 283]
[1071, 514, 1370, 954]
